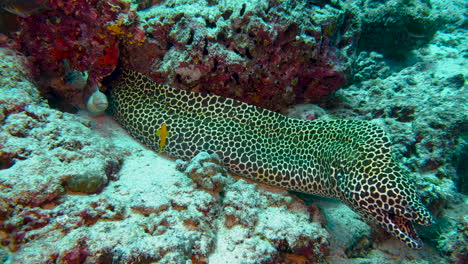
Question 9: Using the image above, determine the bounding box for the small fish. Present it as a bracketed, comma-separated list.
[155, 123, 169, 153]
[63, 60, 89, 90]
[86, 88, 108, 115]
[1, 0, 48, 18]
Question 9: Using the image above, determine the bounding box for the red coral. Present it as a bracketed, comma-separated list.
[95, 41, 119, 75]
[15, 0, 126, 84]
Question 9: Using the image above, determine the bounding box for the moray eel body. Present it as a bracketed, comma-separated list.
[108, 69, 433, 248]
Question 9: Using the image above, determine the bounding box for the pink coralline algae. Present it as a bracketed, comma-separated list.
[121, 1, 358, 111]
[14, 0, 143, 105]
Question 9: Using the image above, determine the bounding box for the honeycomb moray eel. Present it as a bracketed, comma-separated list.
[107, 69, 433, 248]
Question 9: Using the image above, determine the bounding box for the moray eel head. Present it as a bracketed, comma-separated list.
[368, 186, 433, 249]
[335, 126, 433, 248]
[344, 162, 433, 248]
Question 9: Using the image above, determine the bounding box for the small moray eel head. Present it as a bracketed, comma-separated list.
[344, 161, 433, 248]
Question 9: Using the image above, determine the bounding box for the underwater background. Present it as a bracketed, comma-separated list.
[0, 0, 466, 263]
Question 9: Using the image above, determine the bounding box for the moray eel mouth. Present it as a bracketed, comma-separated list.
[387, 211, 422, 248]
[375, 205, 433, 248]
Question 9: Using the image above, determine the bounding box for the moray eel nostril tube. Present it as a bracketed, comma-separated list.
[107, 69, 433, 248]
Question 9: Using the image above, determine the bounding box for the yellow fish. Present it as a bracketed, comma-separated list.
[155, 123, 169, 153]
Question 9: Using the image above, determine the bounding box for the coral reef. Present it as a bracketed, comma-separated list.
[0, 47, 124, 251]
[321, 19, 467, 262]
[437, 210, 468, 264]
[12, 0, 444, 112]
[14, 0, 143, 109]
[178, 152, 330, 264]
[211, 178, 329, 264]
[356, 0, 441, 57]
[350, 51, 391, 83]
[327, 29, 467, 211]
[1, 0, 466, 263]
[9, 0, 447, 113]
[0, 49, 329, 262]
[430, 0, 467, 29]
[120, 0, 359, 110]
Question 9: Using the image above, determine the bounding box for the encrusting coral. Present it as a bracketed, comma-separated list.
[176, 152, 233, 193]
[120, 0, 358, 110]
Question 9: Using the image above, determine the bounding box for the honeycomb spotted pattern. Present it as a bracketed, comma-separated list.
[107, 69, 433, 248]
